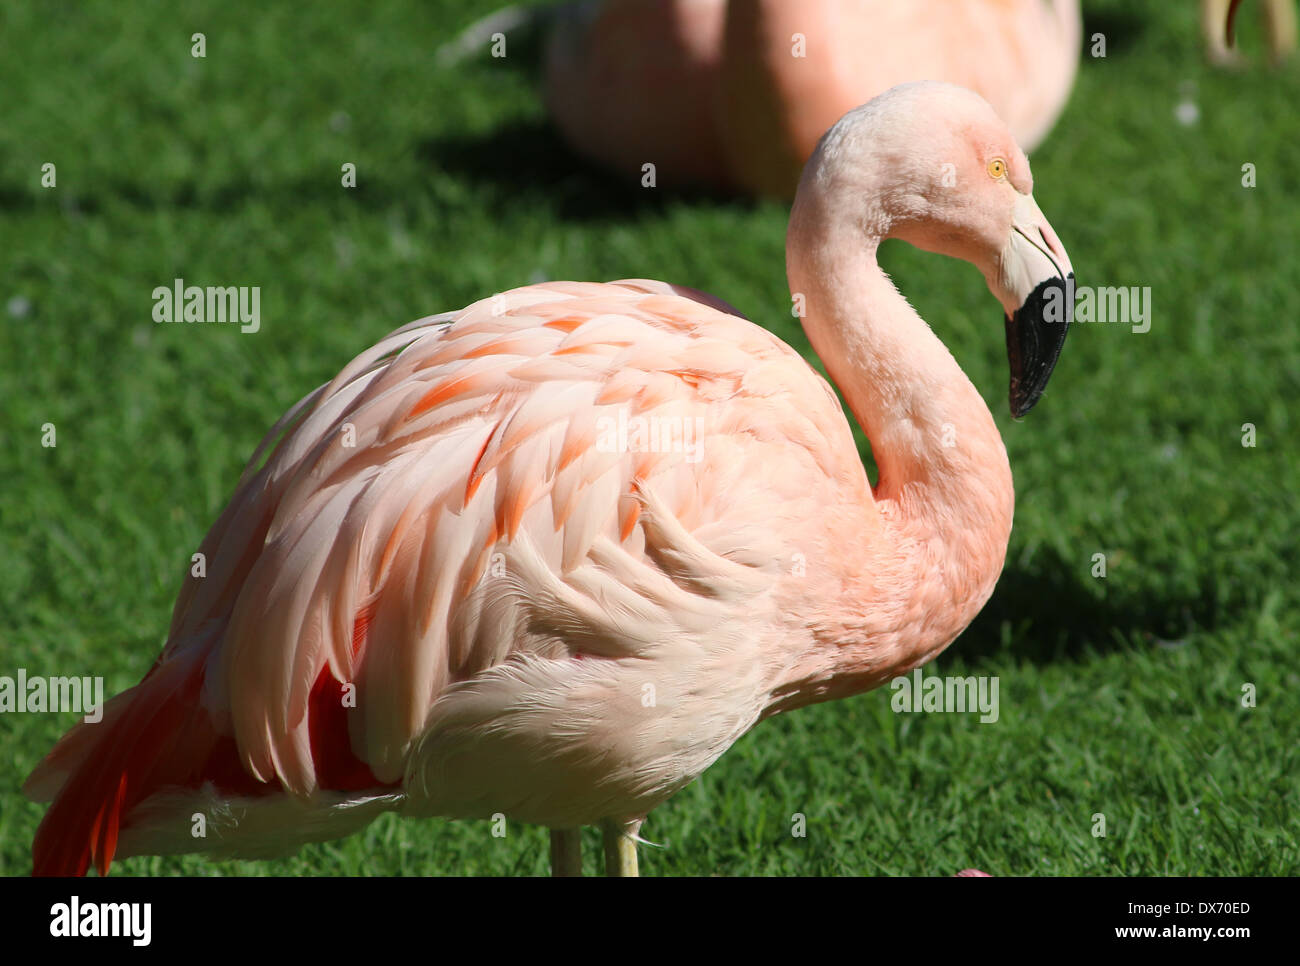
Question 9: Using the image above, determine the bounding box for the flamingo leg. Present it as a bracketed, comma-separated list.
[1263, 0, 1298, 62]
[549, 828, 583, 876]
[601, 819, 640, 877]
[1207, 0, 1245, 64]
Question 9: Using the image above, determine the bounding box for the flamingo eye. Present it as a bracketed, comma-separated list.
[987, 158, 1007, 180]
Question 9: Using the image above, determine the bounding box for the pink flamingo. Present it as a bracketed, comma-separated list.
[26, 81, 1074, 877]
[545, 0, 1081, 196]
[1211, 0, 1296, 64]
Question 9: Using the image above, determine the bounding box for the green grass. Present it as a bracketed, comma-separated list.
[2, 0, 1297, 876]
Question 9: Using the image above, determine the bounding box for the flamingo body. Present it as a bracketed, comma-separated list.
[26, 281, 890, 871]
[546, 0, 1081, 196]
[27, 82, 1075, 876]
[545, 1, 729, 186]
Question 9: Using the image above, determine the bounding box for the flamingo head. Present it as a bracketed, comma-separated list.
[805, 81, 1076, 417]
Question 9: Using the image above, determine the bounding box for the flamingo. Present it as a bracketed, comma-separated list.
[1210, 0, 1297, 64]
[26, 81, 1074, 877]
[544, 0, 1081, 196]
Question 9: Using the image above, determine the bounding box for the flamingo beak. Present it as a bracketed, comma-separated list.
[999, 193, 1074, 418]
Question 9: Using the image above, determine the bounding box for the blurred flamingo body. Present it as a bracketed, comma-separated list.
[546, 0, 1081, 196]
[27, 82, 1073, 876]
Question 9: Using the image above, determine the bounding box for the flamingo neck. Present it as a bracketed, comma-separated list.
[772, 197, 1014, 712]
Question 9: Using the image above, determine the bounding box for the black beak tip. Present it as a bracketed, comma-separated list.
[1008, 386, 1037, 420]
[1005, 272, 1073, 419]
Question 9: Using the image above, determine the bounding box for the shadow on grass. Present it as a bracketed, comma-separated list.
[417, 119, 753, 224]
[0, 119, 751, 227]
[958, 543, 1218, 665]
[0, 175, 429, 217]
[1080, 6, 1150, 58]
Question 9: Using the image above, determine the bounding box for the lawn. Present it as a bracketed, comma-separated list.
[0, 0, 1296, 876]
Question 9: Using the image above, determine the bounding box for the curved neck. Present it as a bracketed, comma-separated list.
[772, 191, 1014, 711]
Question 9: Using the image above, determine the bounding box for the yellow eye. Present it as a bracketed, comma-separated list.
[987, 158, 1007, 180]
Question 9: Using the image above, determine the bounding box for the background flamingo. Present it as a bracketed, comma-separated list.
[26, 81, 1074, 877]
[1209, 0, 1296, 64]
[543, 0, 1081, 196]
